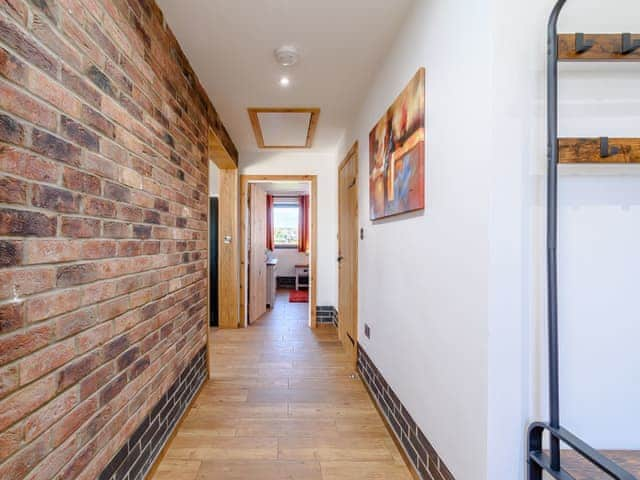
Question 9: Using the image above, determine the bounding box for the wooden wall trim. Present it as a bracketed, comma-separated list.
[218, 168, 239, 328]
[239, 175, 318, 328]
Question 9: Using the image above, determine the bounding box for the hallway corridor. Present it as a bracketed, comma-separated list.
[150, 293, 414, 480]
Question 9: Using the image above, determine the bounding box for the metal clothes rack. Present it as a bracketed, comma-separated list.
[527, 1, 639, 479]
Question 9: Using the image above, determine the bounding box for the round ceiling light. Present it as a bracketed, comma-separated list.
[274, 46, 299, 67]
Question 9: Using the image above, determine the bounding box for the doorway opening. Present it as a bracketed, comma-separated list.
[240, 175, 318, 328]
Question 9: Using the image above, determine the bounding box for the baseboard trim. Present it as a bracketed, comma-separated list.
[357, 345, 455, 480]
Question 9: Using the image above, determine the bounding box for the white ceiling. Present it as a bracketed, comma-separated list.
[259, 182, 310, 195]
[157, 0, 414, 153]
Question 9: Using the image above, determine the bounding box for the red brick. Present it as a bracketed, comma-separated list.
[51, 396, 98, 446]
[57, 350, 101, 391]
[27, 61, 82, 118]
[81, 240, 117, 259]
[56, 262, 99, 287]
[20, 338, 76, 385]
[63, 167, 101, 195]
[61, 115, 99, 152]
[103, 220, 130, 238]
[0, 113, 25, 145]
[0, 144, 61, 182]
[0, 266, 56, 300]
[31, 128, 82, 166]
[0, 374, 57, 431]
[84, 196, 116, 217]
[24, 239, 75, 264]
[55, 306, 98, 339]
[104, 181, 130, 202]
[26, 288, 83, 323]
[0, 207, 56, 237]
[99, 372, 127, 406]
[0, 364, 19, 400]
[76, 322, 111, 354]
[31, 12, 81, 70]
[80, 280, 117, 306]
[26, 433, 78, 480]
[0, 239, 22, 267]
[0, 301, 24, 334]
[0, 424, 22, 463]
[0, 322, 53, 364]
[28, 0, 59, 25]
[99, 296, 130, 321]
[80, 362, 115, 400]
[81, 103, 115, 138]
[116, 346, 139, 371]
[24, 387, 78, 442]
[117, 239, 141, 257]
[60, 64, 101, 108]
[0, 175, 27, 204]
[117, 204, 143, 222]
[0, 78, 57, 130]
[0, 432, 50, 480]
[61, 216, 101, 238]
[0, 13, 58, 75]
[103, 334, 129, 361]
[0, 45, 26, 83]
[32, 184, 80, 213]
[81, 152, 117, 180]
[0, 0, 28, 26]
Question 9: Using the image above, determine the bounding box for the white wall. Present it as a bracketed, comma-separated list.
[487, 0, 640, 478]
[271, 249, 308, 277]
[341, 0, 640, 479]
[339, 0, 493, 478]
[239, 151, 338, 307]
[209, 160, 219, 196]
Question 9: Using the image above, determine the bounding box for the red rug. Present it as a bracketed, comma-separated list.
[289, 290, 308, 303]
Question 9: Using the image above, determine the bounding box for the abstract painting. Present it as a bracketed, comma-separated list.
[369, 68, 425, 220]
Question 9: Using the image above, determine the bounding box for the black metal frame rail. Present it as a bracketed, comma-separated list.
[527, 1, 638, 479]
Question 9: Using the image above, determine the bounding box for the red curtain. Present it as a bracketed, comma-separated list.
[266, 194, 274, 250]
[298, 195, 310, 252]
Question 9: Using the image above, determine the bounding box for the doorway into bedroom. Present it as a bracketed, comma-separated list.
[240, 176, 318, 328]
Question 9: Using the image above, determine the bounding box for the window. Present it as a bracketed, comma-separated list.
[273, 204, 299, 247]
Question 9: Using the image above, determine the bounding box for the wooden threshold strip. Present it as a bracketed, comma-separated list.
[558, 34, 640, 61]
[559, 138, 640, 164]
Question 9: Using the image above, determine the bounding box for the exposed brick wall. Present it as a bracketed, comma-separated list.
[0, 1, 233, 478]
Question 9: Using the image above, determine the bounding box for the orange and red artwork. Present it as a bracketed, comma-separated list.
[369, 68, 425, 220]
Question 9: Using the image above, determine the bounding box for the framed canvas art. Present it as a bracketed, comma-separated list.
[369, 68, 425, 220]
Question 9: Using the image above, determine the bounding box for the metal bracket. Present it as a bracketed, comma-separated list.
[600, 137, 620, 158]
[575, 33, 593, 53]
[621, 33, 640, 55]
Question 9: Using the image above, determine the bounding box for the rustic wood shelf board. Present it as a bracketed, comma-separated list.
[559, 138, 640, 164]
[558, 34, 640, 61]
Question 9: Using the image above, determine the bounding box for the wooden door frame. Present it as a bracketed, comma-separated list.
[338, 142, 359, 364]
[240, 175, 318, 328]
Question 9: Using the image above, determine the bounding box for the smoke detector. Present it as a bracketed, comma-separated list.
[274, 46, 299, 67]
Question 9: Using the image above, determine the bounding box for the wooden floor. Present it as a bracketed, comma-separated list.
[562, 451, 640, 479]
[151, 291, 414, 480]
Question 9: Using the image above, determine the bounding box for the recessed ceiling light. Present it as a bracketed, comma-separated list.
[279, 76, 290, 87]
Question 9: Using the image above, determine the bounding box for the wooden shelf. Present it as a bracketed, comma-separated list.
[558, 34, 640, 61]
[559, 138, 640, 164]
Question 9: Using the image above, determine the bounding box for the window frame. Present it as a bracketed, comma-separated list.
[272, 203, 300, 249]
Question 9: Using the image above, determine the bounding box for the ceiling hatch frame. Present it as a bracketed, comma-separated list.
[248, 107, 321, 149]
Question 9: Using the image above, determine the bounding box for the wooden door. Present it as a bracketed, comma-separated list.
[338, 144, 358, 363]
[249, 184, 268, 324]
